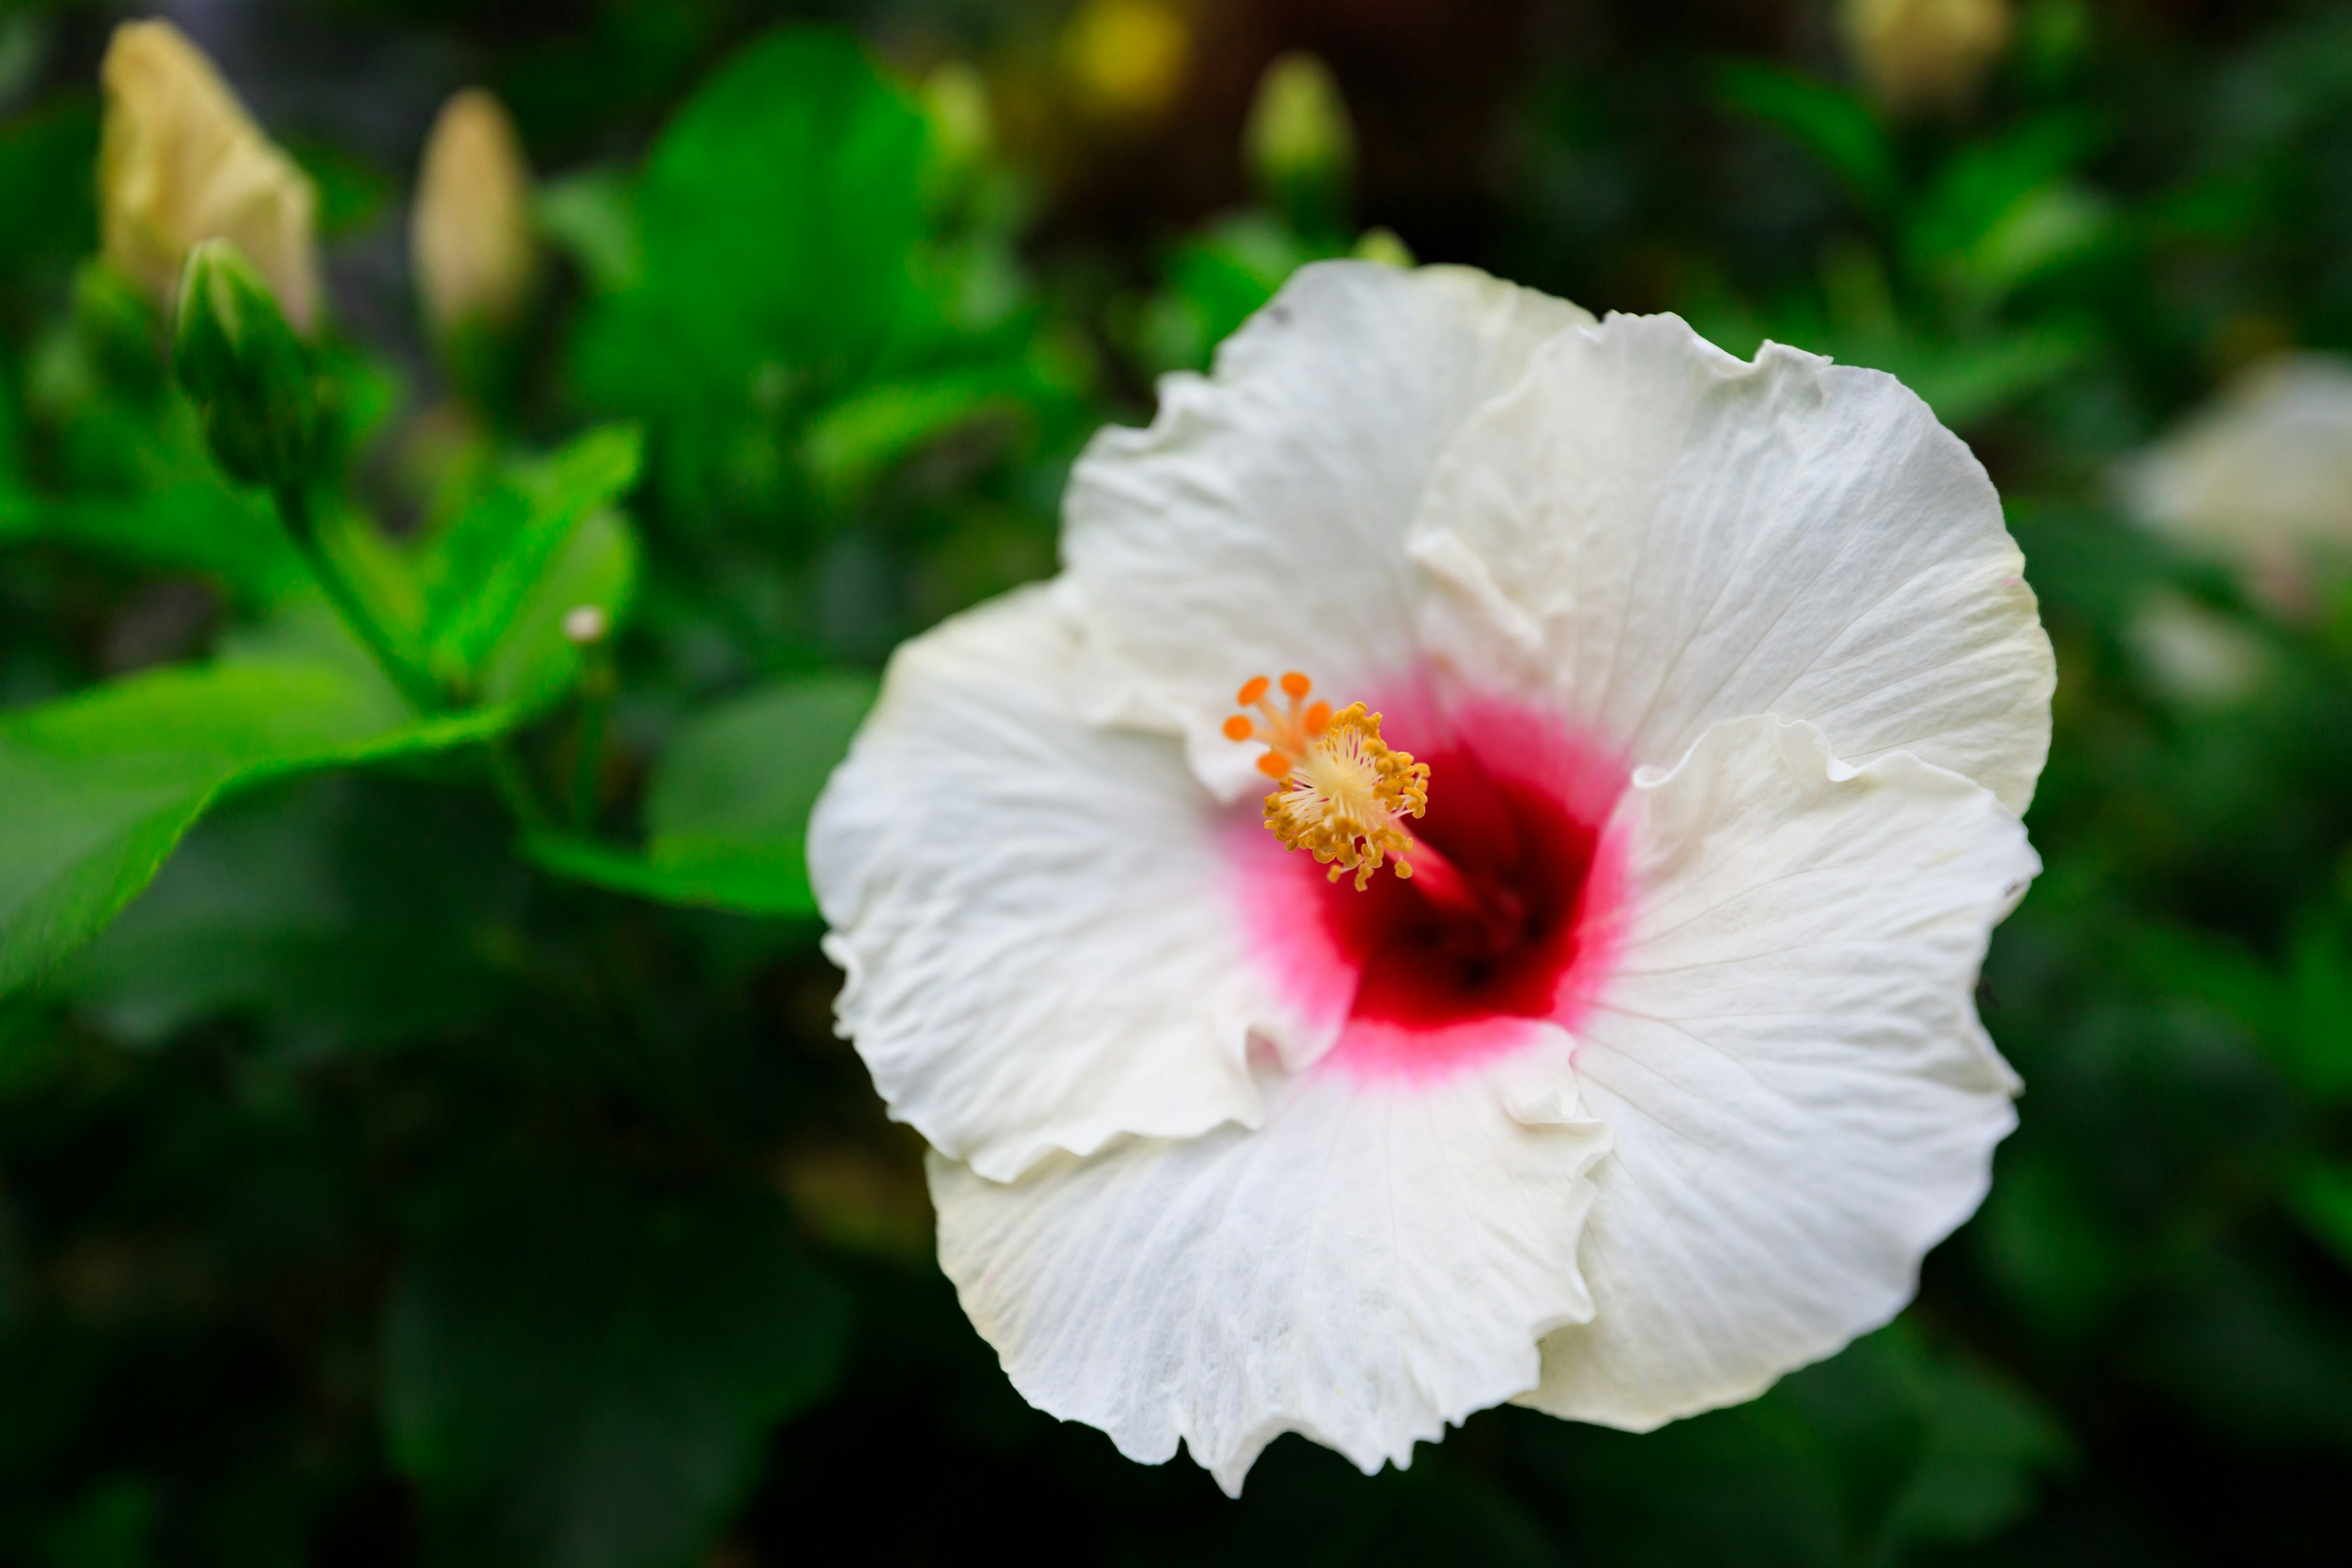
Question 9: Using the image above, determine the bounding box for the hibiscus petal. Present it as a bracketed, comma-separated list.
[1063, 260, 1592, 800]
[1523, 715, 2033, 1429]
[929, 1038, 1611, 1494]
[1410, 313, 2055, 814]
[809, 585, 1305, 1181]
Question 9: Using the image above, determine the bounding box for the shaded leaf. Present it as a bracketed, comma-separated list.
[386, 1174, 849, 1568]
[527, 671, 873, 916]
[1708, 62, 1897, 212]
[0, 659, 507, 997]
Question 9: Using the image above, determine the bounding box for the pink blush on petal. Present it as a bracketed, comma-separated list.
[1229, 689, 1632, 1084]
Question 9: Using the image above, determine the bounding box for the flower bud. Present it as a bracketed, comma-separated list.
[173, 238, 319, 489]
[412, 89, 538, 344]
[1839, 0, 2013, 116]
[99, 19, 321, 333]
[924, 61, 995, 177]
[1245, 51, 1355, 233]
[1061, 0, 1191, 123]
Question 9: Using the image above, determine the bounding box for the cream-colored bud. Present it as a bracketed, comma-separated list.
[1839, 0, 2013, 116]
[2122, 353, 2352, 619]
[99, 20, 320, 333]
[412, 88, 537, 341]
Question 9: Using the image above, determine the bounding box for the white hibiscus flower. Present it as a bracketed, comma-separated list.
[810, 261, 2053, 1493]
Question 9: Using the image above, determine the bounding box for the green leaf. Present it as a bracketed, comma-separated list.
[479, 506, 640, 713]
[1555, 1321, 2068, 1568]
[0, 659, 507, 997]
[525, 671, 874, 917]
[1708, 61, 1898, 212]
[418, 426, 643, 690]
[2289, 1161, 2352, 1270]
[385, 1174, 848, 1568]
[574, 28, 929, 419]
[1136, 213, 1317, 374]
[0, 483, 301, 602]
[1883, 1351, 2073, 1548]
[66, 775, 520, 1053]
[644, 672, 875, 909]
[801, 369, 1019, 500]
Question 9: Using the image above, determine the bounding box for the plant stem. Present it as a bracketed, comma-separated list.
[271, 484, 445, 714]
[489, 740, 553, 831]
[570, 655, 616, 831]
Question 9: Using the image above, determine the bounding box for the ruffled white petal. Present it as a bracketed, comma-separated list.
[1523, 715, 2034, 1429]
[930, 1036, 1611, 1494]
[809, 585, 1319, 1182]
[1409, 314, 2055, 815]
[1063, 260, 1593, 800]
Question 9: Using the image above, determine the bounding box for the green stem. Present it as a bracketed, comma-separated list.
[273, 483, 557, 834]
[570, 657, 615, 831]
[271, 484, 443, 714]
[489, 739, 553, 831]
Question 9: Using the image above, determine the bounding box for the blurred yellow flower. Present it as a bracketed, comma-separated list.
[411, 89, 538, 341]
[1061, 0, 1190, 122]
[1840, 0, 2013, 115]
[99, 19, 320, 333]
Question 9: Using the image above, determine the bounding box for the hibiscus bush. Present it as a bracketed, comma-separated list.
[0, 1, 2346, 1564]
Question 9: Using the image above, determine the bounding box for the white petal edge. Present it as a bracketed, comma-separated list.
[1062, 260, 1594, 801]
[1409, 313, 2056, 815]
[930, 1033, 1611, 1495]
[1523, 714, 2034, 1430]
[808, 584, 1313, 1182]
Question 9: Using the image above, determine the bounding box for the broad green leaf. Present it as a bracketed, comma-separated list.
[419, 425, 643, 688]
[802, 369, 1019, 500]
[1555, 1321, 2068, 1568]
[1136, 213, 1318, 374]
[644, 671, 875, 911]
[1882, 1351, 2073, 1549]
[480, 506, 641, 713]
[2289, 1162, 2352, 1270]
[525, 671, 874, 916]
[573, 29, 930, 418]
[1708, 61, 1897, 212]
[0, 659, 507, 997]
[0, 483, 301, 601]
[537, 168, 642, 292]
[385, 1175, 848, 1568]
[66, 775, 520, 1053]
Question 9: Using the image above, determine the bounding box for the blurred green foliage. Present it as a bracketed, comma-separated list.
[0, 1, 2346, 1564]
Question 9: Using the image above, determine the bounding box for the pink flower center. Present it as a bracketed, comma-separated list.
[1233, 689, 1630, 1082]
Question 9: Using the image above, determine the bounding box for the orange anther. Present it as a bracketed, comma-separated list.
[1280, 672, 1311, 699]
[1256, 750, 1294, 779]
[1237, 675, 1270, 706]
[1222, 715, 1255, 742]
[1303, 700, 1331, 736]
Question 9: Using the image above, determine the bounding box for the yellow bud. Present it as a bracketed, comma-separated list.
[1840, 0, 2013, 116]
[1062, 0, 1191, 123]
[924, 61, 995, 173]
[99, 20, 320, 333]
[411, 88, 538, 342]
[1245, 52, 1354, 202]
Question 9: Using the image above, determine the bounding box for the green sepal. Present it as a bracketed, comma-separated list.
[171, 238, 322, 490]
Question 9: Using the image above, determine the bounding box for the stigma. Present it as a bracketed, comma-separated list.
[1225, 673, 1431, 891]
